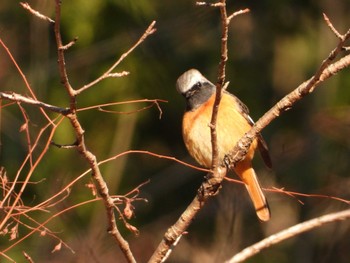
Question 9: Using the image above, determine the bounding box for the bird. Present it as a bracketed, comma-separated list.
[176, 69, 272, 221]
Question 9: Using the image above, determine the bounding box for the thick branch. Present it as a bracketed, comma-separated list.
[225, 53, 350, 169]
[52, 1, 138, 262]
[148, 167, 227, 263]
[66, 114, 136, 262]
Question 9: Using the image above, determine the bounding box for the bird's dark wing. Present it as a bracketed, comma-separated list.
[226, 91, 272, 168]
[257, 134, 272, 169]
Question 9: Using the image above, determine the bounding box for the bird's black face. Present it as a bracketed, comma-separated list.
[176, 69, 216, 111]
[183, 81, 202, 99]
[183, 81, 215, 111]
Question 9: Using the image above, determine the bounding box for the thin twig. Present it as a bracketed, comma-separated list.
[0, 38, 53, 123]
[225, 177, 350, 205]
[0, 251, 16, 263]
[77, 99, 167, 119]
[196, 1, 225, 7]
[20, 2, 55, 23]
[97, 150, 210, 173]
[59, 37, 78, 50]
[0, 121, 58, 231]
[53, 0, 76, 106]
[2, 198, 98, 254]
[0, 92, 70, 115]
[323, 13, 342, 40]
[17, 104, 33, 167]
[75, 21, 157, 95]
[210, 0, 229, 168]
[228, 209, 350, 263]
[22, 251, 34, 263]
[227, 8, 250, 23]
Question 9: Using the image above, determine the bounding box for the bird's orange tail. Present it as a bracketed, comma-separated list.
[234, 163, 270, 221]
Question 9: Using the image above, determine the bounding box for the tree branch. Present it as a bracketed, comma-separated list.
[53, 0, 76, 107]
[224, 22, 350, 169]
[20, 2, 55, 23]
[0, 92, 70, 115]
[149, 1, 250, 262]
[75, 21, 157, 95]
[228, 209, 350, 263]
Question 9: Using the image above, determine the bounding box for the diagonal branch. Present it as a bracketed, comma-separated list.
[20, 2, 55, 23]
[228, 209, 350, 263]
[0, 92, 70, 115]
[0, 38, 53, 123]
[75, 21, 157, 95]
[224, 23, 350, 169]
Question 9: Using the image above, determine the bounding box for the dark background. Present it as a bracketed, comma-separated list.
[1, 0, 350, 262]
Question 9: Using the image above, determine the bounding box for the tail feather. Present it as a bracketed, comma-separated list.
[235, 164, 270, 221]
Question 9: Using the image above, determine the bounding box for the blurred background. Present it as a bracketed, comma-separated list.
[1, 0, 350, 262]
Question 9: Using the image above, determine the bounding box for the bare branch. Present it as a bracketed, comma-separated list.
[148, 167, 227, 263]
[22, 251, 34, 263]
[97, 150, 210, 173]
[225, 177, 350, 205]
[2, 198, 98, 254]
[17, 104, 33, 167]
[0, 251, 16, 263]
[228, 209, 350, 263]
[59, 37, 78, 50]
[196, 1, 225, 7]
[0, 38, 53, 123]
[224, 29, 350, 170]
[227, 8, 250, 23]
[78, 99, 167, 119]
[53, 0, 76, 104]
[323, 13, 342, 39]
[0, 92, 70, 115]
[210, 0, 229, 168]
[106, 71, 130, 78]
[0, 121, 58, 231]
[20, 2, 55, 23]
[75, 21, 157, 95]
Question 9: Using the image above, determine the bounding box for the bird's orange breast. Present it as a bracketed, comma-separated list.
[182, 92, 257, 168]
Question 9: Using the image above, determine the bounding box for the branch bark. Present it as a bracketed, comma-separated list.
[224, 26, 350, 169]
[228, 209, 350, 263]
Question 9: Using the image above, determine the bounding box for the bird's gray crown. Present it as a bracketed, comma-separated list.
[176, 69, 209, 94]
[176, 69, 216, 111]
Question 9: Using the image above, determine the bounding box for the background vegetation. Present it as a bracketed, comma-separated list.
[1, 0, 350, 262]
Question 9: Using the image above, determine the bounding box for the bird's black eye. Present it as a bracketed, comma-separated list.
[194, 82, 202, 89]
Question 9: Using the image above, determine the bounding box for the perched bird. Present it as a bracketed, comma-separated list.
[176, 69, 272, 221]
